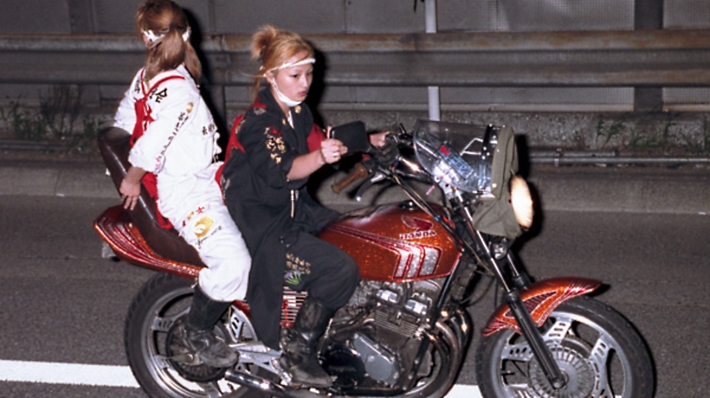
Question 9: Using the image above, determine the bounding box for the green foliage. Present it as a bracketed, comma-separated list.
[683, 123, 710, 156]
[0, 99, 47, 141]
[595, 115, 627, 149]
[596, 112, 708, 156]
[0, 85, 102, 154]
[39, 85, 82, 143]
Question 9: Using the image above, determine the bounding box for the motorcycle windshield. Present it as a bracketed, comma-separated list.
[412, 119, 494, 195]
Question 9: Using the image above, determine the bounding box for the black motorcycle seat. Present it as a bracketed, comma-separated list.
[97, 127, 206, 267]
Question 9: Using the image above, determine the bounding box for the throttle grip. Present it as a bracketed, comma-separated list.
[331, 162, 370, 194]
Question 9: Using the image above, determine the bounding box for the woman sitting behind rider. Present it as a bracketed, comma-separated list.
[221, 25, 386, 387]
[114, 0, 250, 369]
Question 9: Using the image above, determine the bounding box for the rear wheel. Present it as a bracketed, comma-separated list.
[475, 296, 655, 398]
[124, 273, 262, 397]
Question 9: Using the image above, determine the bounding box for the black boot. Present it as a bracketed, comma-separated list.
[280, 297, 335, 388]
[184, 285, 238, 368]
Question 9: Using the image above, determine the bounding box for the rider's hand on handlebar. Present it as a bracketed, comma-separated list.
[319, 132, 348, 165]
[369, 131, 390, 148]
[372, 133, 399, 166]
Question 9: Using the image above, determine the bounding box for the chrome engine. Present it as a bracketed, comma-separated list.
[323, 279, 443, 389]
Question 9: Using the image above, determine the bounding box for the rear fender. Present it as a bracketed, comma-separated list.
[94, 206, 308, 328]
[481, 277, 601, 337]
[93, 206, 201, 278]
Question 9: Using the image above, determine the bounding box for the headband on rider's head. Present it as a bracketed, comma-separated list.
[142, 26, 191, 43]
[268, 57, 315, 73]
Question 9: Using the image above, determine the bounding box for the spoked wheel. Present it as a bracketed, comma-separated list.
[124, 273, 263, 398]
[475, 296, 655, 398]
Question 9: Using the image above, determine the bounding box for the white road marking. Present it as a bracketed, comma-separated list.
[0, 360, 139, 388]
[447, 383, 484, 397]
[0, 359, 483, 396]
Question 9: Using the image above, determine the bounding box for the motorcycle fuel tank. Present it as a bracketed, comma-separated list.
[319, 202, 461, 282]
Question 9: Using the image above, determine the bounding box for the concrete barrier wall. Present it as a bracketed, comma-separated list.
[4, 0, 709, 35]
[1, 0, 709, 152]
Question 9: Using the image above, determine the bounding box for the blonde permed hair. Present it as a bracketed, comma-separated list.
[250, 25, 314, 102]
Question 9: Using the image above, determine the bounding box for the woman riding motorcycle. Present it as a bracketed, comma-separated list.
[221, 25, 387, 387]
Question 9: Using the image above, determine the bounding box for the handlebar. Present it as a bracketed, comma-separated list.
[330, 129, 416, 196]
[331, 162, 371, 194]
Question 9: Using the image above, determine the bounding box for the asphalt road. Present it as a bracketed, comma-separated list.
[0, 195, 708, 397]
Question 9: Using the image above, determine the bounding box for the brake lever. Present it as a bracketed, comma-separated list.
[353, 178, 374, 202]
[353, 171, 386, 202]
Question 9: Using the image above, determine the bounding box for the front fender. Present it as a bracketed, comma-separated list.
[481, 277, 601, 337]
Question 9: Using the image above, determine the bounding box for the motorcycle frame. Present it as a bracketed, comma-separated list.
[94, 124, 606, 395]
[389, 161, 602, 391]
[95, 186, 602, 394]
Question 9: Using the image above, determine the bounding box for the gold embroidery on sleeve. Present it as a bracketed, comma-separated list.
[264, 127, 286, 164]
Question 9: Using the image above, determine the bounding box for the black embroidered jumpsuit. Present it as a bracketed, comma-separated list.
[221, 89, 360, 350]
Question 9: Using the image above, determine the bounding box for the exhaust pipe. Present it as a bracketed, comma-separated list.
[223, 369, 322, 398]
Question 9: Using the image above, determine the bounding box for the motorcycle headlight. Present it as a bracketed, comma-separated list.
[510, 176, 534, 229]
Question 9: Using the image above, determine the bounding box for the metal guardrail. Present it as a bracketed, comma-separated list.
[2, 30, 710, 87]
[528, 150, 710, 165]
[1, 138, 708, 166]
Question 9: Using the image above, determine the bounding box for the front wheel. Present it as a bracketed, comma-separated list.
[475, 296, 655, 398]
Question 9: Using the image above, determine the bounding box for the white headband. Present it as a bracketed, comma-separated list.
[142, 27, 191, 43]
[268, 57, 315, 73]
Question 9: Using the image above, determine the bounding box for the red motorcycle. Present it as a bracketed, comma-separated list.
[95, 120, 655, 398]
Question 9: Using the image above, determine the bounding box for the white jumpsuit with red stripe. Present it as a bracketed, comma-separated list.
[114, 65, 251, 302]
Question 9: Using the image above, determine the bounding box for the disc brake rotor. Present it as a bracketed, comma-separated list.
[528, 343, 595, 398]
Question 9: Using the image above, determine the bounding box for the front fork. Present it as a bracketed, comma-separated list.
[502, 283, 566, 389]
[474, 231, 601, 390]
